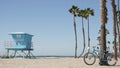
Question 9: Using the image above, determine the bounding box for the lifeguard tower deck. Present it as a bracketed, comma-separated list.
[6, 32, 35, 58]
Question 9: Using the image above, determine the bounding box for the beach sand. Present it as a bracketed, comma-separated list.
[0, 58, 120, 68]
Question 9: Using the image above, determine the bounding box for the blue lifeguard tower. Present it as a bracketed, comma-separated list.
[6, 32, 35, 58]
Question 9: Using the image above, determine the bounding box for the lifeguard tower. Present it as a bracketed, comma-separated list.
[6, 32, 35, 58]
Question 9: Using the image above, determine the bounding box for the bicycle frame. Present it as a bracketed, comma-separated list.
[90, 47, 100, 58]
[92, 47, 109, 60]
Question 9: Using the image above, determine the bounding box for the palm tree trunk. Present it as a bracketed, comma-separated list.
[73, 16, 78, 58]
[111, 0, 118, 60]
[114, 7, 117, 60]
[79, 17, 86, 57]
[116, 18, 120, 55]
[118, 35, 120, 56]
[117, 0, 120, 55]
[88, 16, 90, 52]
[116, 14, 120, 56]
[99, 0, 108, 65]
[118, 0, 120, 56]
[117, 22, 120, 56]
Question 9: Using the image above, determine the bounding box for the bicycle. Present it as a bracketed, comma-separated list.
[83, 46, 117, 65]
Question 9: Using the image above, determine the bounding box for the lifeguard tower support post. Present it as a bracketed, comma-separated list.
[6, 32, 35, 58]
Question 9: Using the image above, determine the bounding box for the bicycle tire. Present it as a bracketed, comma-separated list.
[107, 53, 117, 66]
[83, 52, 96, 65]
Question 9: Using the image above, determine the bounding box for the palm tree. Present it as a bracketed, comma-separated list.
[111, 0, 118, 60]
[69, 5, 79, 58]
[78, 9, 86, 57]
[85, 8, 94, 52]
[99, 0, 108, 65]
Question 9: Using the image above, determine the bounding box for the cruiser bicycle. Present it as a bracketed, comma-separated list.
[83, 46, 117, 65]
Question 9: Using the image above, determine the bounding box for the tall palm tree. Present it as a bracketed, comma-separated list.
[111, 0, 118, 60]
[85, 8, 94, 52]
[69, 5, 79, 58]
[99, 0, 108, 65]
[78, 9, 86, 57]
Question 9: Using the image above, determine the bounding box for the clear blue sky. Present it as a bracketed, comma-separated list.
[0, 0, 117, 56]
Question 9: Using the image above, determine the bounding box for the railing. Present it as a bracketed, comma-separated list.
[0, 41, 34, 49]
[4, 40, 13, 48]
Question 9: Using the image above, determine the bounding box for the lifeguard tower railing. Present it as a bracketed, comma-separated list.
[5, 41, 33, 50]
[5, 32, 35, 58]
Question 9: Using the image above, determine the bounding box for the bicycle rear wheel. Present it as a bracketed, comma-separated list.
[107, 53, 117, 66]
[83, 52, 96, 65]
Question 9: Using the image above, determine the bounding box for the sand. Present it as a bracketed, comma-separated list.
[0, 58, 120, 68]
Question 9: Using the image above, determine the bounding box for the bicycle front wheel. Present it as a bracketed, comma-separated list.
[107, 53, 117, 66]
[83, 52, 96, 65]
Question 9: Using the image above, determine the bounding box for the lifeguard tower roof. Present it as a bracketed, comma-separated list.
[9, 32, 33, 36]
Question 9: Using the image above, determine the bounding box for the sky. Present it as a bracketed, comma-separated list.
[0, 0, 118, 56]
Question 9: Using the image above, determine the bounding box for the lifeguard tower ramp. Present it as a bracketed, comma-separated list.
[6, 32, 35, 58]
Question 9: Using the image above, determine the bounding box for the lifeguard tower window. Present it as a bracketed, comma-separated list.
[16, 34, 21, 38]
[16, 34, 21, 45]
[16, 42, 18, 45]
